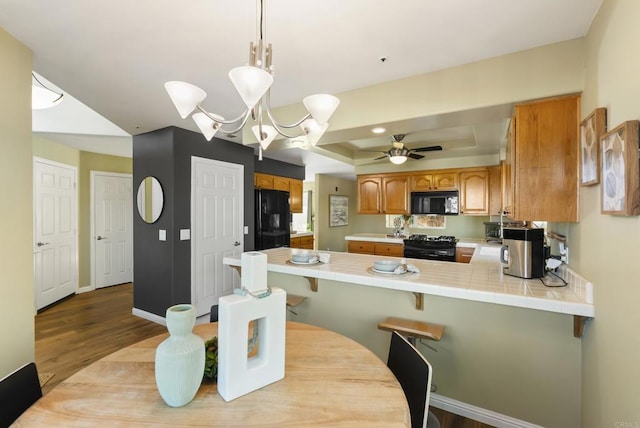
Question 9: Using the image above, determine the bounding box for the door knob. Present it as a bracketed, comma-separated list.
[233, 241, 241, 246]
[36, 241, 49, 247]
[96, 236, 107, 240]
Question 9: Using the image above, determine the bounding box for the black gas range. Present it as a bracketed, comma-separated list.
[403, 234, 458, 262]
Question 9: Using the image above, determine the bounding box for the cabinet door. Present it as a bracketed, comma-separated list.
[488, 165, 502, 216]
[290, 237, 301, 248]
[273, 176, 290, 192]
[289, 179, 303, 213]
[382, 176, 409, 214]
[514, 96, 579, 222]
[433, 173, 458, 190]
[357, 177, 382, 214]
[347, 240, 375, 254]
[374, 243, 404, 257]
[455, 247, 475, 263]
[460, 170, 489, 215]
[410, 174, 434, 191]
[300, 236, 314, 249]
[254, 173, 274, 189]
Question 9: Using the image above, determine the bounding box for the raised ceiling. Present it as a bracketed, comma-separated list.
[1, 0, 602, 180]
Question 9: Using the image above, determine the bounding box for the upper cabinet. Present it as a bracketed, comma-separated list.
[459, 170, 489, 215]
[506, 95, 580, 222]
[289, 179, 303, 213]
[254, 173, 303, 213]
[410, 172, 458, 191]
[357, 175, 409, 214]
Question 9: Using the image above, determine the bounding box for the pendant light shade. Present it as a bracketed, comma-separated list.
[192, 112, 224, 141]
[252, 125, 278, 150]
[165, 81, 207, 119]
[32, 85, 63, 109]
[300, 119, 328, 146]
[229, 66, 274, 110]
[303, 94, 340, 125]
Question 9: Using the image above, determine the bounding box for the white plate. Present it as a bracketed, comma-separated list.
[289, 259, 320, 265]
[367, 267, 412, 276]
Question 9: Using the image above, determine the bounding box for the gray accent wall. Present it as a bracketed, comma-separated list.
[133, 126, 302, 317]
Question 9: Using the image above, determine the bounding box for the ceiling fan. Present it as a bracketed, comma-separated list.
[371, 134, 443, 164]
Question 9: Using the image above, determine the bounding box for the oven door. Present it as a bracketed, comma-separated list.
[404, 244, 456, 262]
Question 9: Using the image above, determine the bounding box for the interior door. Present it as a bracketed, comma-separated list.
[33, 158, 78, 310]
[92, 172, 133, 289]
[191, 156, 243, 316]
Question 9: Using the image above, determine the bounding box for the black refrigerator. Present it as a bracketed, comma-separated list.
[255, 189, 291, 250]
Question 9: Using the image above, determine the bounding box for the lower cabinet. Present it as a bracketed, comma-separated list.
[290, 235, 314, 249]
[348, 240, 403, 257]
[455, 247, 475, 263]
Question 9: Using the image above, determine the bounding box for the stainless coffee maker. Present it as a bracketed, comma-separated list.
[500, 228, 545, 279]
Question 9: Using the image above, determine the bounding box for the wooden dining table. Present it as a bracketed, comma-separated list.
[15, 321, 410, 427]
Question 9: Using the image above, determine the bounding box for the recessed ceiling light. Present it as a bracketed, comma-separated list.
[371, 127, 386, 134]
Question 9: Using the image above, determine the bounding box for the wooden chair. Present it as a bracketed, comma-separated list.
[387, 331, 440, 428]
[0, 362, 43, 426]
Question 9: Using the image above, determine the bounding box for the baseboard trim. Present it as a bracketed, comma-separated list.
[430, 393, 543, 428]
[132, 308, 166, 326]
[77, 285, 94, 294]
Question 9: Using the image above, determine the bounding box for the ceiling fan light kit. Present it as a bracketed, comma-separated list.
[165, 0, 339, 154]
[373, 134, 443, 164]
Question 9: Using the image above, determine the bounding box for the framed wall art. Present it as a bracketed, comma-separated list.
[329, 195, 349, 227]
[580, 107, 607, 186]
[600, 120, 640, 215]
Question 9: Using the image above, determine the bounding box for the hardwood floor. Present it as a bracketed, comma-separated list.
[35, 283, 494, 427]
[35, 283, 166, 395]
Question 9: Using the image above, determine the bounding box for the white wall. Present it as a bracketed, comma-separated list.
[0, 27, 35, 377]
[575, 0, 640, 425]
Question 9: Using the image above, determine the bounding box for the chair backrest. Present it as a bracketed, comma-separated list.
[0, 362, 43, 426]
[210, 304, 219, 323]
[387, 331, 432, 428]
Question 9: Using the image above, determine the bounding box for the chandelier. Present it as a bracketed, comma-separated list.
[32, 72, 64, 110]
[165, 0, 340, 158]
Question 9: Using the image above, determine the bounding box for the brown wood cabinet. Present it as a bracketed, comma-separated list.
[459, 170, 489, 215]
[254, 174, 303, 213]
[357, 177, 382, 214]
[289, 179, 303, 213]
[374, 243, 404, 257]
[348, 240, 403, 257]
[455, 247, 475, 263]
[381, 176, 409, 214]
[347, 240, 376, 254]
[507, 95, 580, 222]
[410, 172, 457, 191]
[290, 235, 314, 249]
[488, 165, 502, 216]
[254, 173, 274, 189]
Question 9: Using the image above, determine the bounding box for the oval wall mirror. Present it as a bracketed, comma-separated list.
[136, 176, 164, 224]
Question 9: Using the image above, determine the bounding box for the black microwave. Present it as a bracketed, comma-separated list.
[410, 191, 459, 215]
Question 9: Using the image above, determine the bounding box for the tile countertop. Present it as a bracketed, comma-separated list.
[344, 233, 405, 244]
[291, 231, 313, 238]
[223, 247, 594, 318]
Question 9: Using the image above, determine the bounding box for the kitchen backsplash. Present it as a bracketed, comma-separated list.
[351, 214, 488, 238]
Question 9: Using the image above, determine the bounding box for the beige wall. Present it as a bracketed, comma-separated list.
[314, 175, 357, 251]
[575, 0, 640, 425]
[277, 272, 581, 427]
[33, 136, 132, 288]
[0, 28, 34, 377]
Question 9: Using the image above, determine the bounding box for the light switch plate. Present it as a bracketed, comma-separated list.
[244, 226, 249, 234]
[180, 229, 191, 240]
[159, 230, 166, 241]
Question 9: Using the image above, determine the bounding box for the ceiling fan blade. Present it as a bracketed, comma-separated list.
[374, 155, 388, 160]
[412, 145, 443, 152]
[408, 153, 424, 160]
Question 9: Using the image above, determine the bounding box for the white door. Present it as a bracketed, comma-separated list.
[33, 158, 78, 310]
[92, 172, 133, 289]
[191, 156, 243, 316]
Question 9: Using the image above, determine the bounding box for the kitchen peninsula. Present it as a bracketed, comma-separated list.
[223, 247, 593, 426]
